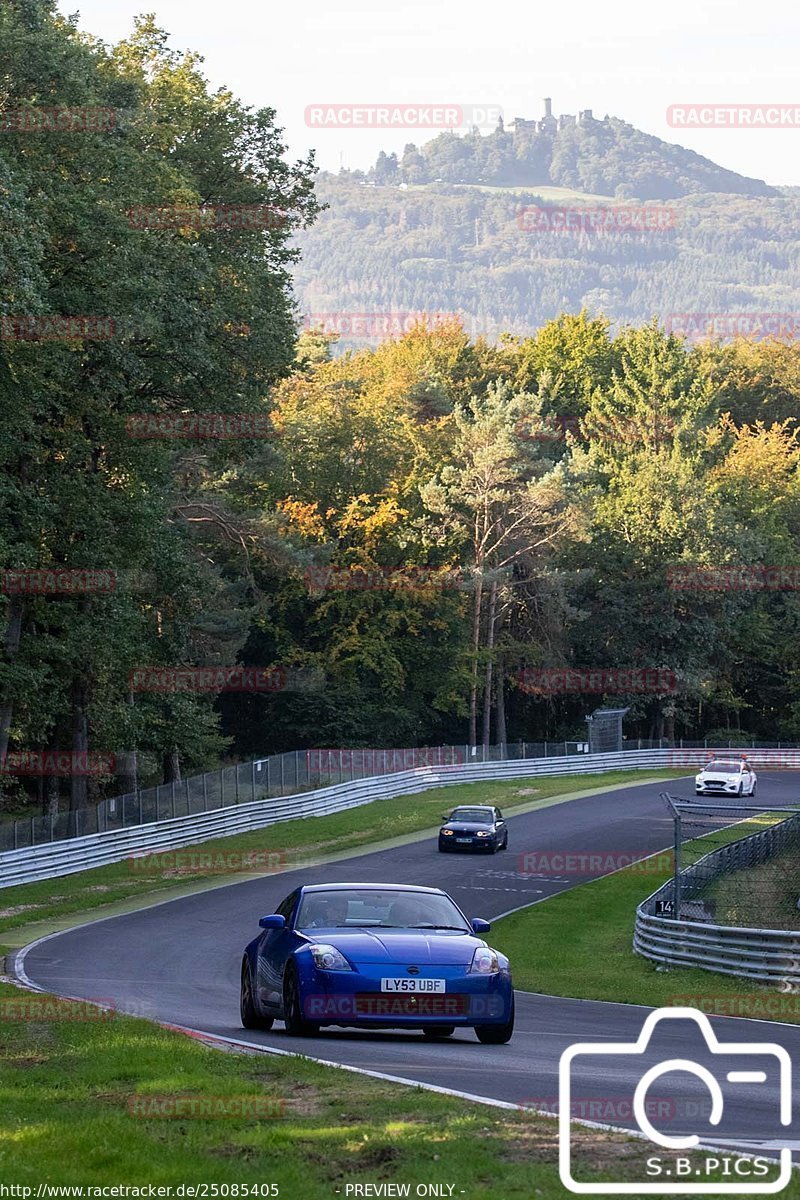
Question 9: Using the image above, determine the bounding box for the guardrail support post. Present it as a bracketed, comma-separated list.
[673, 810, 682, 917]
[251, 761, 256, 803]
[171, 781, 176, 818]
[235, 769, 240, 805]
[220, 768, 225, 806]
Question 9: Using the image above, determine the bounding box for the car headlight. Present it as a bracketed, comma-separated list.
[469, 946, 499, 974]
[695, 775, 703, 783]
[476, 830, 490, 838]
[309, 944, 353, 972]
[441, 829, 454, 836]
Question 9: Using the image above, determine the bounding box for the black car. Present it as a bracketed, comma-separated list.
[438, 805, 508, 854]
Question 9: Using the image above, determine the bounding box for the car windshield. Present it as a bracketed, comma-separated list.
[448, 808, 493, 823]
[704, 761, 744, 772]
[295, 889, 471, 931]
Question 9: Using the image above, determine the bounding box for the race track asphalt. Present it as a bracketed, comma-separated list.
[15, 771, 800, 1162]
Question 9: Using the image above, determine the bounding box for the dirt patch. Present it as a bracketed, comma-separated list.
[500, 1118, 654, 1175]
[514, 788, 540, 797]
[0, 904, 43, 919]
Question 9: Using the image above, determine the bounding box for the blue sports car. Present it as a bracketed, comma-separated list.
[240, 882, 514, 1043]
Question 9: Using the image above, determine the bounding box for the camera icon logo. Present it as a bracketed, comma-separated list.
[559, 1007, 792, 1194]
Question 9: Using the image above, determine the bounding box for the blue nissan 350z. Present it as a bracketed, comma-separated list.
[240, 882, 514, 1043]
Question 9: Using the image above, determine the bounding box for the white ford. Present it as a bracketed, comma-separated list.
[694, 758, 757, 797]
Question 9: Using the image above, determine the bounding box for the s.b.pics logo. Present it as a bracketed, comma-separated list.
[559, 1008, 792, 1194]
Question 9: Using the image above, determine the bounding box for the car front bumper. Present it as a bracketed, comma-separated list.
[439, 835, 496, 851]
[299, 965, 513, 1028]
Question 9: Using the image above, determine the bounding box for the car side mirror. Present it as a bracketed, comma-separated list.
[441, 814, 451, 821]
[471, 918, 491, 934]
[259, 914, 286, 930]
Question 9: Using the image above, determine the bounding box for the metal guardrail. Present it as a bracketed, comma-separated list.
[6, 739, 800, 855]
[0, 746, 689, 890]
[4, 745, 800, 892]
[0, 741, 591, 852]
[634, 807, 800, 988]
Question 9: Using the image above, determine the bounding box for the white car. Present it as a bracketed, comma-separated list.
[694, 758, 757, 798]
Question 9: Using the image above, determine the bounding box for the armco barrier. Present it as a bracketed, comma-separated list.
[2, 746, 799, 891]
[0, 747, 680, 889]
[634, 809, 800, 989]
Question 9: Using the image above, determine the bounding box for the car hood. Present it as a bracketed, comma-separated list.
[698, 770, 739, 779]
[441, 822, 492, 833]
[304, 929, 482, 965]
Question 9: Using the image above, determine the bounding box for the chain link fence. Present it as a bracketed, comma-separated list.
[2, 736, 799, 854]
[0, 740, 577, 852]
[649, 796, 800, 928]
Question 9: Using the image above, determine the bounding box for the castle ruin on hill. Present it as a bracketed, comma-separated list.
[500, 98, 598, 136]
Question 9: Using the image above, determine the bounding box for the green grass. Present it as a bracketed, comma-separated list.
[491, 819, 800, 1021]
[704, 847, 800, 931]
[403, 182, 615, 202]
[0, 980, 791, 1194]
[0, 769, 684, 947]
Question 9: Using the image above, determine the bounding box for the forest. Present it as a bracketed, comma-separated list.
[2, 2, 800, 824]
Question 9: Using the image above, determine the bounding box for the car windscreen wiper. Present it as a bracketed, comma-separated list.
[410, 924, 468, 930]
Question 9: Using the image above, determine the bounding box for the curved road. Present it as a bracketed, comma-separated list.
[15, 772, 800, 1163]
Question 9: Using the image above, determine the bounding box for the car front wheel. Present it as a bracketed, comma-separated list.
[475, 998, 514, 1045]
[282, 962, 320, 1037]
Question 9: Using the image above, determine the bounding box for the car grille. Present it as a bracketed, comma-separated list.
[353, 994, 468, 1017]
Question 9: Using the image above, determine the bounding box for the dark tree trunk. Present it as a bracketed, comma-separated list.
[495, 653, 507, 748]
[468, 576, 483, 747]
[162, 746, 181, 784]
[481, 581, 498, 748]
[0, 595, 25, 772]
[69, 676, 89, 811]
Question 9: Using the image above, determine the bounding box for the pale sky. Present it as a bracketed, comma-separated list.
[58, 0, 800, 186]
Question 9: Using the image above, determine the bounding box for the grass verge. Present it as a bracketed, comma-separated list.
[705, 847, 800, 931]
[491, 820, 800, 1022]
[0, 978, 792, 1194]
[0, 769, 683, 949]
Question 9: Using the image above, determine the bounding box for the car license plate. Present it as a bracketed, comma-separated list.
[381, 978, 445, 992]
[456, 837, 472, 843]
